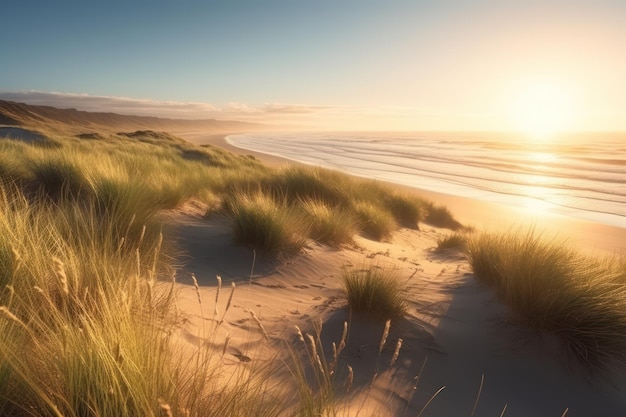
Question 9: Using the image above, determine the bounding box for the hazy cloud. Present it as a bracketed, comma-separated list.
[0, 91, 221, 119]
[0, 90, 444, 130]
[261, 103, 333, 114]
[0, 91, 337, 125]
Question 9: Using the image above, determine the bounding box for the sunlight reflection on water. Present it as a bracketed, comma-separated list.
[226, 132, 626, 228]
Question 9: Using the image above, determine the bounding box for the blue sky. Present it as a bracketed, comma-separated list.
[1, 1, 625, 131]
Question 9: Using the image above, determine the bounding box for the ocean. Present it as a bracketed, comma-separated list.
[226, 132, 626, 229]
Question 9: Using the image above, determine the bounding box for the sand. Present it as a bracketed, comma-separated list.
[168, 132, 626, 416]
[0, 126, 48, 143]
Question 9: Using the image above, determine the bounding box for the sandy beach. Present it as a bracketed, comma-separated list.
[170, 131, 626, 416]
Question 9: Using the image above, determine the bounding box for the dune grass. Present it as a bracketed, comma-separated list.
[0, 185, 177, 416]
[466, 229, 626, 369]
[383, 192, 424, 230]
[423, 202, 463, 230]
[342, 264, 408, 320]
[218, 164, 461, 252]
[27, 156, 90, 201]
[299, 199, 358, 247]
[0, 130, 458, 256]
[286, 316, 410, 417]
[0, 129, 464, 415]
[0, 132, 276, 416]
[436, 232, 469, 252]
[353, 201, 397, 242]
[262, 165, 349, 206]
[223, 191, 309, 256]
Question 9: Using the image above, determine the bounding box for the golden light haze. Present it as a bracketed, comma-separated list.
[509, 80, 577, 138]
[1, 2, 624, 133]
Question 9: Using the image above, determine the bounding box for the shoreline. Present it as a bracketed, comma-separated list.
[178, 131, 626, 255]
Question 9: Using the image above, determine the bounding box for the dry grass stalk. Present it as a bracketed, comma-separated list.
[306, 333, 318, 361]
[135, 248, 141, 277]
[117, 237, 125, 253]
[469, 373, 484, 417]
[52, 257, 69, 296]
[221, 335, 231, 357]
[11, 247, 22, 270]
[416, 386, 446, 417]
[295, 325, 305, 342]
[315, 355, 325, 376]
[346, 364, 354, 393]
[219, 282, 236, 326]
[190, 273, 201, 305]
[331, 321, 349, 374]
[0, 306, 28, 330]
[249, 309, 270, 341]
[191, 273, 204, 320]
[338, 321, 348, 352]
[214, 275, 222, 317]
[379, 319, 391, 354]
[390, 338, 403, 366]
[138, 224, 146, 246]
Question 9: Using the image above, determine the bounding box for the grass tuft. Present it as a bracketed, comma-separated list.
[466, 229, 626, 369]
[263, 165, 348, 206]
[224, 191, 308, 255]
[27, 157, 89, 201]
[384, 193, 424, 230]
[342, 264, 407, 320]
[424, 203, 463, 230]
[436, 232, 468, 252]
[299, 199, 357, 247]
[353, 201, 397, 241]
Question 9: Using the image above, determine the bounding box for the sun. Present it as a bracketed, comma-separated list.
[510, 82, 574, 139]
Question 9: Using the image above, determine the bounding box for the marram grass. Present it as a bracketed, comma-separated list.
[0, 186, 176, 416]
[223, 191, 309, 256]
[353, 201, 397, 242]
[0, 129, 464, 415]
[342, 264, 408, 320]
[424, 202, 463, 230]
[466, 229, 626, 369]
[299, 199, 358, 247]
[436, 232, 469, 252]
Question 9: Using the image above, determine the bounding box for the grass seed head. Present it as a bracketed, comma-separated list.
[347, 364, 354, 393]
[158, 398, 173, 417]
[295, 325, 305, 342]
[390, 338, 403, 366]
[379, 319, 391, 353]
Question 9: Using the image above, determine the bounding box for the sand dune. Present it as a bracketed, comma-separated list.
[165, 134, 626, 417]
[168, 200, 626, 416]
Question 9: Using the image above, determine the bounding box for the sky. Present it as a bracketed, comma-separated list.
[1, 0, 625, 132]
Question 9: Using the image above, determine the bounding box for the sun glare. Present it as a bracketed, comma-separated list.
[511, 82, 574, 139]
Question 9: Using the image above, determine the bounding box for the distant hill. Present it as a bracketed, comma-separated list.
[0, 100, 268, 135]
